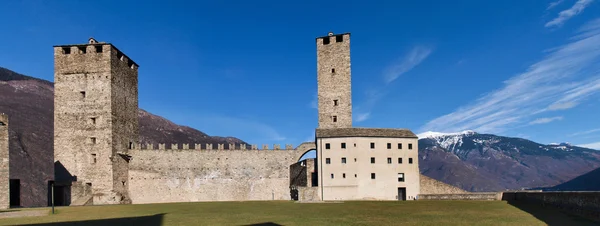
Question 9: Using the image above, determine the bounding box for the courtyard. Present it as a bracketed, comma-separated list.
[0, 200, 596, 225]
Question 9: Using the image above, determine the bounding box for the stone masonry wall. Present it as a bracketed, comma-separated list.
[502, 191, 600, 222]
[128, 144, 309, 204]
[290, 160, 307, 188]
[317, 33, 352, 129]
[419, 193, 501, 201]
[109, 45, 139, 204]
[0, 114, 9, 209]
[419, 174, 467, 194]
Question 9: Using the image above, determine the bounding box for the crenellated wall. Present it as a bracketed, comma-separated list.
[127, 142, 315, 204]
[130, 143, 297, 151]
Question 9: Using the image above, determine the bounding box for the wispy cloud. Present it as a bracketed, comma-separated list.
[569, 128, 600, 136]
[547, 76, 600, 110]
[420, 19, 600, 134]
[354, 112, 371, 122]
[578, 141, 600, 149]
[354, 46, 433, 122]
[545, 0, 595, 28]
[354, 88, 388, 122]
[383, 46, 433, 84]
[529, 116, 563, 125]
[547, 0, 565, 10]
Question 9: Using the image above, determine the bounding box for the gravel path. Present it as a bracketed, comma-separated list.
[0, 210, 48, 219]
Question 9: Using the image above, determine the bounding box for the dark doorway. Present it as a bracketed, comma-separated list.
[397, 187, 407, 201]
[9, 179, 20, 207]
[311, 172, 318, 186]
[52, 184, 70, 206]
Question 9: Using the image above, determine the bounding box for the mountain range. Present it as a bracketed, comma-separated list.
[1, 66, 599, 201]
[418, 131, 600, 192]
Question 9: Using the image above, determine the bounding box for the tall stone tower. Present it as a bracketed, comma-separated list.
[53, 38, 139, 205]
[316, 32, 352, 129]
[0, 113, 8, 209]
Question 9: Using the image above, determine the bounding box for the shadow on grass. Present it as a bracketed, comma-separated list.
[241, 223, 282, 226]
[0, 209, 22, 213]
[20, 213, 165, 226]
[504, 201, 598, 226]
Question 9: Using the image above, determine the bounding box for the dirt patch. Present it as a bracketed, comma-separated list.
[0, 209, 48, 219]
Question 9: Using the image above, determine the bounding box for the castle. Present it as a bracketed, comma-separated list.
[0, 32, 420, 207]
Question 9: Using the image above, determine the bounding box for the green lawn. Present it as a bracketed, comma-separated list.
[0, 200, 595, 226]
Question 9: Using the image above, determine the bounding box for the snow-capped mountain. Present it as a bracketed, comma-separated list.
[418, 131, 600, 192]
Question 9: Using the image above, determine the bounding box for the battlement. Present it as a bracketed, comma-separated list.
[53, 37, 139, 70]
[129, 143, 296, 151]
[316, 32, 350, 45]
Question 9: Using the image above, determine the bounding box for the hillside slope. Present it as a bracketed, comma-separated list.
[546, 166, 600, 191]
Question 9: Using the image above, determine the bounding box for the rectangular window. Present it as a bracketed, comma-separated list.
[331, 174, 334, 179]
[332, 116, 337, 122]
[325, 143, 330, 149]
[409, 143, 413, 150]
[398, 173, 405, 182]
[91, 154, 97, 164]
[336, 35, 344, 42]
[90, 137, 97, 144]
[95, 45, 103, 53]
[370, 157, 375, 164]
[398, 158, 403, 164]
[387, 143, 391, 149]
[323, 37, 330, 45]
[80, 91, 86, 99]
[90, 117, 97, 124]
[409, 158, 413, 164]
[331, 68, 335, 73]
[343, 173, 346, 178]
[370, 142, 375, 149]
[333, 99, 338, 106]
[326, 158, 331, 164]
[371, 173, 376, 179]
[398, 143, 403, 149]
[341, 143, 346, 149]
[341, 157, 346, 164]
[387, 158, 392, 164]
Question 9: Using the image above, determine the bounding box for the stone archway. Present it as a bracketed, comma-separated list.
[293, 142, 316, 162]
[289, 142, 318, 201]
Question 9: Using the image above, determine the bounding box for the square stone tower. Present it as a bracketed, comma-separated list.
[53, 38, 139, 205]
[0, 113, 8, 209]
[316, 32, 352, 129]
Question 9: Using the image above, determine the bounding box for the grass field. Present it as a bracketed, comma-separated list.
[0, 200, 596, 225]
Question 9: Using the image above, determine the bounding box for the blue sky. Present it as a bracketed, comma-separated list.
[1, 0, 600, 149]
